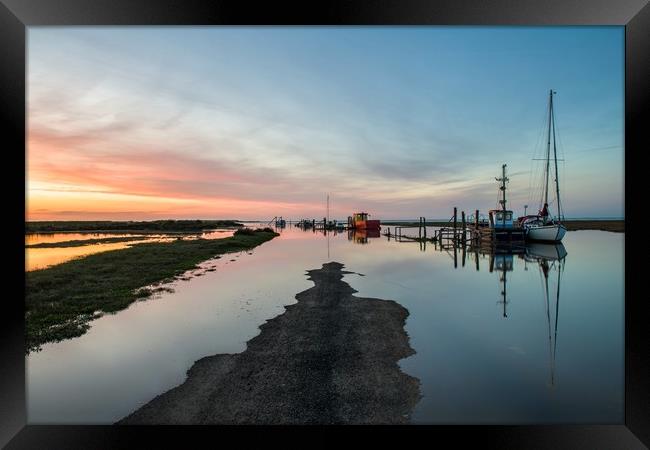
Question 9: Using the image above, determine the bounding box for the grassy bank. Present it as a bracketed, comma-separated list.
[25, 229, 278, 353]
[26, 236, 158, 248]
[383, 219, 624, 233]
[560, 220, 624, 232]
[26, 219, 243, 233]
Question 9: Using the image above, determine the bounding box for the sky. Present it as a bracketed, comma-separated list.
[27, 27, 624, 221]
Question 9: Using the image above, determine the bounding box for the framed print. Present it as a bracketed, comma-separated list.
[2, 0, 648, 448]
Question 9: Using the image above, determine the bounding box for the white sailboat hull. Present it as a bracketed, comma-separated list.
[525, 224, 566, 242]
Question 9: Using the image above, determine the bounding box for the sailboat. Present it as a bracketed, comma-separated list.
[520, 90, 567, 242]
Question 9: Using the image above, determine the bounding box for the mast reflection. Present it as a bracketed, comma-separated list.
[524, 243, 566, 388]
[418, 236, 567, 388]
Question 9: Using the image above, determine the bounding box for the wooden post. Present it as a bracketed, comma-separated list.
[423, 217, 427, 239]
[454, 242, 458, 268]
[419, 217, 422, 239]
[475, 249, 480, 271]
[461, 211, 466, 243]
[453, 207, 457, 235]
[475, 209, 479, 229]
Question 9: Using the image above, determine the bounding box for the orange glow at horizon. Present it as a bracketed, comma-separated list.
[26, 129, 317, 221]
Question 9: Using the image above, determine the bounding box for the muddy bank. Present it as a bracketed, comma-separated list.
[119, 262, 420, 424]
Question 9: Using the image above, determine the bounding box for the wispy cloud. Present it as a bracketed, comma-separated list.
[26, 27, 624, 220]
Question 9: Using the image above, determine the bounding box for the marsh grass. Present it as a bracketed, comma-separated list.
[25, 230, 278, 353]
[26, 219, 244, 233]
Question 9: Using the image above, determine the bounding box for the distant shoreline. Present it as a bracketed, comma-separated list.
[25, 220, 243, 233]
[25, 218, 624, 234]
[381, 219, 624, 233]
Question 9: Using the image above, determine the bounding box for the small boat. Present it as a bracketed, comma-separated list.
[348, 212, 381, 230]
[521, 90, 567, 243]
[477, 164, 526, 246]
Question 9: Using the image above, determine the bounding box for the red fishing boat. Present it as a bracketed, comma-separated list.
[348, 212, 381, 230]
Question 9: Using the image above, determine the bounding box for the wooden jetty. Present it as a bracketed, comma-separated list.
[384, 165, 526, 250]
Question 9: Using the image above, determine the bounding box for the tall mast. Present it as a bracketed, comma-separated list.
[551, 91, 562, 222]
[327, 194, 329, 224]
[544, 90, 553, 211]
[496, 164, 508, 227]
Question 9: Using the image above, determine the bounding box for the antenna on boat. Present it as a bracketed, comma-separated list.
[327, 193, 330, 225]
[496, 164, 509, 227]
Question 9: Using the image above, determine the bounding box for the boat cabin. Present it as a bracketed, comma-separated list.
[348, 212, 381, 230]
[488, 209, 514, 230]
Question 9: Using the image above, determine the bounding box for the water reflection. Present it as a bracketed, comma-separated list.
[348, 229, 381, 244]
[525, 244, 566, 388]
[433, 239, 568, 388]
[27, 225, 622, 424]
[25, 229, 237, 271]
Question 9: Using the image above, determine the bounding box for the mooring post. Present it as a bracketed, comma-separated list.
[453, 207, 457, 233]
[475, 249, 480, 271]
[454, 242, 458, 269]
[461, 211, 466, 243]
[423, 217, 427, 239]
[475, 209, 479, 229]
[419, 217, 422, 239]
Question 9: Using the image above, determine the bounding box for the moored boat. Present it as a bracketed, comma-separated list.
[348, 212, 381, 230]
[521, 89, 567, 243]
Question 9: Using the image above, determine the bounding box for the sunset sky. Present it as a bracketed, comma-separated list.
[27, 27, 624, 221]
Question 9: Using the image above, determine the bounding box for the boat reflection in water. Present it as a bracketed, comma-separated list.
[489, 242, 566, 388]
[348, 228, 381, 244]
[424, 236, 567, 389]
[524, 242, 566, 388]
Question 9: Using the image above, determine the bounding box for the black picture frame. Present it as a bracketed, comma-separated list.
[2, 1, 648, 448]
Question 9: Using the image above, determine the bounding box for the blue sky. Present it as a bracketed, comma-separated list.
[27, 27, 623, 220]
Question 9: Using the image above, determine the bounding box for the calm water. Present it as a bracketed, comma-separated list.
[25, 230, 236, 271]
[27, 225, 624, 424]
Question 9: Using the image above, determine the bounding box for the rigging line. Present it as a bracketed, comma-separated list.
[554, 109, 566, 219]
[544, 91, 553, 208]
[551, 93, 562, 220]
[572, 144, 622, 153]
[538, 99, 550, 194]
[529, 97, 551, 209]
